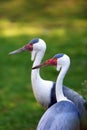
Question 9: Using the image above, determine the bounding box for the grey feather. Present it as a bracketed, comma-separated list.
[37, 101, 80, 130]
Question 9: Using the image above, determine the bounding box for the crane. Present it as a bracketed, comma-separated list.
[9, 38, 87, 129]
[34, 53, 80, 130]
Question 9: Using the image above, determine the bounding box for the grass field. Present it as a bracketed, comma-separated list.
[0, 26, 87, 130]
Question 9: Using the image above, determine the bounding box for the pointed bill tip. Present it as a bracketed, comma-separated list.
[8, 50, 19, 55]
[8, 51, 16, 55]
[8, 47, 26, 55]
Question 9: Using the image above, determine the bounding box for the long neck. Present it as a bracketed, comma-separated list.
[56, 64, 70, 102]
[31, 51, 44, 80]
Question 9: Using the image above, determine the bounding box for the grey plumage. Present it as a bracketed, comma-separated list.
[50, 83, 87, 130]
[37, 101, 80, 130]
[64, 86, 87, 130]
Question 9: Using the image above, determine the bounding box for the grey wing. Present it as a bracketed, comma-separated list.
[37, 112, 80, 130]
[63, 85, 86, 114]
[63, 85, 87, 130]
[37, 109, 55, 130]
[50, 113, 80, 130]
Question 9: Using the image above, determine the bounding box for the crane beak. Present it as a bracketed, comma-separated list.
[32, 58, 57, 69]
[8, 44, 33, 55]
[32, 61, 48, 69]
[8, 46, 26, 55]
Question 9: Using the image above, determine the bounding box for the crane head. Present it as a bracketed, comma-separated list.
[32, 53, 70, 71]
[8, 38, 46, 61]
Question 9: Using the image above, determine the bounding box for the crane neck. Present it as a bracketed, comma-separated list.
[31, 51, 44, 79]
[56, 63, 70, 102]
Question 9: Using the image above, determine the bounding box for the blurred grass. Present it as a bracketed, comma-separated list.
[0, 27, 87, 129]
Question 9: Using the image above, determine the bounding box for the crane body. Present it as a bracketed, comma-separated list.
[37, 101, 80, 130]
[36, 54, 80, 130]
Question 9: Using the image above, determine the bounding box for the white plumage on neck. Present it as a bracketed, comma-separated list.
[56, 55, 71, 102]
[31, 40, 53, 108]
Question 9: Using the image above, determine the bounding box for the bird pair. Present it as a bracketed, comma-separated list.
[9, 38, 87, 130]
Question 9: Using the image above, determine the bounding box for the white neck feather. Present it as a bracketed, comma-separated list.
[56, 62, 70, 102]
[31, 51, 44, 80]
[31, 50, 53, 108]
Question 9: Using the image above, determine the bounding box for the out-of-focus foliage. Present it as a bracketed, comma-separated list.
[0, 0, 87, 25]
[0, 0, 87, 36]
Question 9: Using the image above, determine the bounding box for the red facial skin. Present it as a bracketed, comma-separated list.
[25, 43, 33, 51]
[46, 58, 57, 66]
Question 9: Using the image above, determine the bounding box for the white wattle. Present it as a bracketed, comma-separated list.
[31, 50, 36, 61]
[56, 65, 61, 71]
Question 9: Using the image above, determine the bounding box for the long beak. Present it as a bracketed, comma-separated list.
[8, 46, 26, 55]
[32, 61, 48, 69]
[8, 43, 33, 55]
[32, 58, 57, 69]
